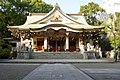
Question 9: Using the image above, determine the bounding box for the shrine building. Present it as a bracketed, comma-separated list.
[7, 3, 104, 53]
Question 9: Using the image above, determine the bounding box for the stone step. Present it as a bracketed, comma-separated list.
[17, 51, 100, 59]
[32, 52, 83, 59]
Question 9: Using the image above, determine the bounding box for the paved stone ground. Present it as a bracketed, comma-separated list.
[73, 63, 120, 80]
[80, 69, 120, 80]
[1, 63, 120, 80]
[0, 63, 39, 80]
[23, 64, 93, 80]
[73, 63, 120, 69]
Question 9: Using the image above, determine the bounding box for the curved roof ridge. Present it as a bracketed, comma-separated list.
[29, 3, 85, 25]
[29, 3, 59, 24]
[58, 7, 86, 25]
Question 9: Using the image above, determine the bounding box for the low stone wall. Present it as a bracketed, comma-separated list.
[32, 52, 83, 59]
[17, 51, 29, 59]
[84, 51, 95, 59]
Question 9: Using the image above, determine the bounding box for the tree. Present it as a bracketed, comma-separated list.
[80, 2, 105, 26]
[110, 36, 120, 50]
[23, 0, 53, 13]
[115, 13, 120, 36]
[0, 0, 53, 58]
[0, 0, 53, 38]
[0, 0, 29, 37]
[110, 12, 120, 50]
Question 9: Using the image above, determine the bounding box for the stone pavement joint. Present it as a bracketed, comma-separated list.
[22, 64, 94, 80]
[0, 59, 114, 63]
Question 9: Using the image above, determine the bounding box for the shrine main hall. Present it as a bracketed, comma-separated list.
[8, 4, 104, 53]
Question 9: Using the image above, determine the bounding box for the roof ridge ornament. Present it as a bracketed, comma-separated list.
[54, 3, 60, 8]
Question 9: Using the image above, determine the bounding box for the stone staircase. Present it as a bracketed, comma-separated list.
[17, 51, 99, 59]
[32, 52, 83, 59]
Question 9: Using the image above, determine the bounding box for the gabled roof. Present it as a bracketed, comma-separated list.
[24, 3, 88, 25]
[7, 3, 104, 31]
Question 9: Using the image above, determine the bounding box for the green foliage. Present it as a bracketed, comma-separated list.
[80, 2, 105, 26]
[110, 36, 120, 50]
[109, 12, 120, 50]
[116, 12, 120, 18]
[23, 0, 53, 13]
[114, 12, 120, 35]
[0, 41, 12, 59]
[0, 0, 53, 38]
[101, 38, 113, 51]
[109, 14, 113, 20]
[0, 37, 12, 59]
[109, 13, 120, 35]
[0, 0, 53, 58]
[0, 48, 11, 59]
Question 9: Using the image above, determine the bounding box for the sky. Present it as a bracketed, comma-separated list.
[43, 0, 103, 13]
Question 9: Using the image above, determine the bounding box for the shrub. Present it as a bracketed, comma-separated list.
[0, 49, 11, 59]
[101, 38, 113, 51]
[0, 45, 11, 59]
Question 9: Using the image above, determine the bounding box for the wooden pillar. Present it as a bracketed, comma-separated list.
[44, 37, 47, 51]
[66, 33, 69, 51]
[79, 38, 81, 50]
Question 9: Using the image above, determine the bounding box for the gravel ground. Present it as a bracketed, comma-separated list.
[0, 63, 40, 80]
